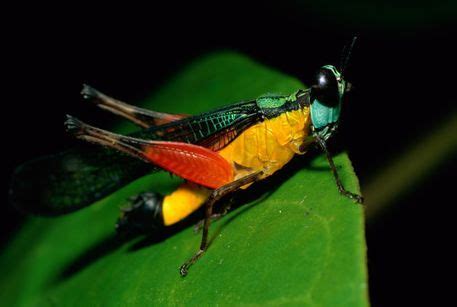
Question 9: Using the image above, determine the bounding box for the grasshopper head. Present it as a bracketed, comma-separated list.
[310, 65, 350, 140]
[313, 65, 346, 108]
[310, 36, 357, 140]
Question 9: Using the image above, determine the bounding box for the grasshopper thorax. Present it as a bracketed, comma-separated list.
[310, 65, 347, 140]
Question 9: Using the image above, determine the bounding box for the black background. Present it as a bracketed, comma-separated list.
[3, 2, 456, 306]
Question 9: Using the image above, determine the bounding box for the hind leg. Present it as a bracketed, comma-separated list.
[81, 84, 187, 128]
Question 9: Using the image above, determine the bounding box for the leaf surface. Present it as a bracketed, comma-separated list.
[0, 52, 368, 307]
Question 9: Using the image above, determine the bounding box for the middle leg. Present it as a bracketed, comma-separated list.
[179, 170, 263, 276]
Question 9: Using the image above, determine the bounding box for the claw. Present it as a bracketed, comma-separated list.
[179, 249, 204, 277]
[179, 264, 189, 277]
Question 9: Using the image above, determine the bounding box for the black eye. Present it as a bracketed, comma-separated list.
[312, 69, 339, 106]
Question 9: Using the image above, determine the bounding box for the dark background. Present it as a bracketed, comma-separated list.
[3, 2, 456, 306]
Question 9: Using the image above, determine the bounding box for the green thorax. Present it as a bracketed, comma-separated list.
[256, 90, 309, 119]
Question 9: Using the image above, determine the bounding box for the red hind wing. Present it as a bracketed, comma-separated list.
[143, 141, 233, 189]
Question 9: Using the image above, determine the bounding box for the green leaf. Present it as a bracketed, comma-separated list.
[0, 52, 368, 306]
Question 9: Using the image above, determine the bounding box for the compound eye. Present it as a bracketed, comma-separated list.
[313, 69, 339, 106]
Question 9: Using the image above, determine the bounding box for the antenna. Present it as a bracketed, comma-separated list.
[339, 36, 358, 78]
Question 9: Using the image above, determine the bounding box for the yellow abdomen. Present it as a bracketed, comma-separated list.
[218, 107, 311, 181]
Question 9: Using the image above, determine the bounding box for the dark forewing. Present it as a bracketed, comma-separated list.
[143, 100, 262, 151]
